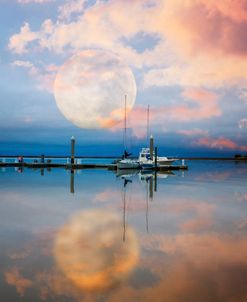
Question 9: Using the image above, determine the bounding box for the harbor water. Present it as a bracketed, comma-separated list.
[0, 160, 247, 301]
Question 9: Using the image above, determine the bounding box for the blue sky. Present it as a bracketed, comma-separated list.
[0, 0, 247, 156]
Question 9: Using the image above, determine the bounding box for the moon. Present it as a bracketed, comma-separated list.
[54, 209, 139, 292]
[54, 49, 137, 129]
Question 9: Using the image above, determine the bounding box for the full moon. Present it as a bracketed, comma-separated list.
[54, 49, 137, 129]
[54, 209, 139, 292]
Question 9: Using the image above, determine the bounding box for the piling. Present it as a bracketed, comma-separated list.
[70, 169, 75, 194]
[154, 147, 158, 170]
[71, 136, 75, 165]
[149, 177, 153, 200]
[150, 135, 154, 160]
[154, 171, 157, 192]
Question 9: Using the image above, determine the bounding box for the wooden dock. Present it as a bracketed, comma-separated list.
[0, 162, 188, 171]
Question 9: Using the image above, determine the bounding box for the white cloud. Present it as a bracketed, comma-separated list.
[12, 60, 38, 75]
[239, 89, 247, 105]
[58, 0, 86, 21]
[11, 60, 59, 92]
[238, 118, 247, 129]
[143, 56, 247, 89]
[8, 0, 247, 98]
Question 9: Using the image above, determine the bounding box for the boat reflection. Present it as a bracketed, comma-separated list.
[1, 162, 247, 301]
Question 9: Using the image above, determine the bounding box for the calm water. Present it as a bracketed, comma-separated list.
[0, 161, 247, 302]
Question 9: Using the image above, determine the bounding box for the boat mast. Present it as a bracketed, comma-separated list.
[124, 95, 127, 151]
[146, 104, 150, 146]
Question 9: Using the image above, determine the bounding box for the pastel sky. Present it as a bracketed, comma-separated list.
[1, 0, 247, 155]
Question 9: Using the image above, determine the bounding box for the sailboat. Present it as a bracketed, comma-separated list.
[117, 95, 140, 170]
[138, 105, 177, 168]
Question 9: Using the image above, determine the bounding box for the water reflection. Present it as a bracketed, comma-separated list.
[54, 209, 139, 292]
[70, 169, 75, 194]
[0, 161, 247, 301]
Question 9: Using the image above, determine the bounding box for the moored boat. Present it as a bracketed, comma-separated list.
[138, 147, 177, 167]
[117, 159, 140, 169]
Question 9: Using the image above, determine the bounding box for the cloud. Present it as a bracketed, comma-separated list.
[239, 118, 247, 129]
[58, 0, 86, 21]
[145, 0, 247, 89]
[182, 87, 219, 103]
[6, 0, 247, 138]
[12, 60, 38, 75]
[8, 22, 38, 54]
[194, 136, 247, 151]
[93, 189, 120, 203]
[162, 0, 247, 57]
[121, 87, 221, 138]
[178, 129, 209, 137]
[239, 89, 247, 105]
[11, 60, 59, 92]
[143, 56, 247, 89]
[195, 137, 237, 149]
[5, 268, 32, 297]
[54, 209, 139, 291]
[18, 0, 54, 4]
[164, 199, 215, 232]
[9, 0, 247, 89]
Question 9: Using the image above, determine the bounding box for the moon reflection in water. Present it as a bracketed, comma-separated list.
[54, 209, 139, 291]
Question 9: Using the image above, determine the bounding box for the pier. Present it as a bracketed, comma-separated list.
[0, 161, 188, 171]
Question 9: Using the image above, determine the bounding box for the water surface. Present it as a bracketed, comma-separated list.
[0, 161, 247, 301]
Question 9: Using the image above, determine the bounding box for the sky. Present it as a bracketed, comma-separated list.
[0, 0, 247, 156]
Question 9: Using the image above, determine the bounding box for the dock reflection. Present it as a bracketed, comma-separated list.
[1, 162, 247, 301]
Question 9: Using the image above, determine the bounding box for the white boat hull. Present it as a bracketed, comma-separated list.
[117, 160, 140, 170]
[141, 160, 155, 170]
[157, 157, 177, 165]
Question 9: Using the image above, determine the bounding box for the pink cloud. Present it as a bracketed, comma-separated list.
[178, 129, 208, 137]
[195, 137, 237, 149]
[9, 22, 38, 54]
[181, 217, 213, 232]
[5, 268, 32, 297]
[117, 88, 221, 138]
[194, 136, 247, 151]
[182, 87, 219, 103]
[9, 0, 247, 93]
[93, 189, 120, 203]
[163, 0, 247, 58]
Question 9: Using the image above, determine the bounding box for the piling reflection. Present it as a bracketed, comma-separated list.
[1, 162, 247, 301]
[54, 209, 139, 292]
[70, 169, 75, 194]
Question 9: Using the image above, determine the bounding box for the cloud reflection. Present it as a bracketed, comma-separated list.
[54, 209, 139, 292]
